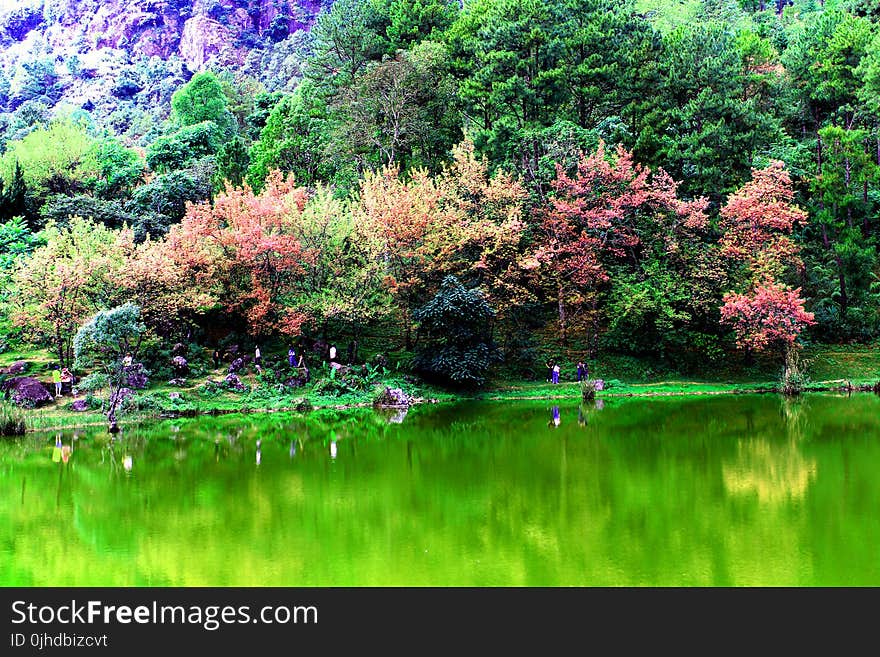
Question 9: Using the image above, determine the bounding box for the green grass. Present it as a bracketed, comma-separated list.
[3, 342, 879, 430]
[0, 401, 27, 435]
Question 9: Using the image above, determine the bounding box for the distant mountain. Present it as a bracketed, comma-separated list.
[0, 0, 329, 144]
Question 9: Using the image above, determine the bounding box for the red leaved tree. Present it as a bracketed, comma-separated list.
[357, 142, 530, 350]
[719, 161, 813, 388]
[719, 159, 808, 283]
[538, 142, 714, 347]
[720, 281, 815, 355]
[163, 171, 310, 339]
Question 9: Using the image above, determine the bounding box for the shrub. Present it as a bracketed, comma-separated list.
[580, 380, 596, 401]
[413, 276, 501, 388]
[132, 392, 163, 411]
[69, 393, 103, 411]
[199, 380, 225, 397]
[0, 401, 26, 435]
[781, 349, 810, 396]
[123, 363, 150, 389]
[74, 372, 110, 394]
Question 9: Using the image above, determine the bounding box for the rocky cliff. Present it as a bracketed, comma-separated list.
[0, 0, 326, 134]
[0, 0, 323, 70]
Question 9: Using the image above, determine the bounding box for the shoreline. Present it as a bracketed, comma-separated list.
[14, 379, 880, 434]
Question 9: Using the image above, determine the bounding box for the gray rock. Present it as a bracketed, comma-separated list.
[2, 377, 53, 408]
[224, 373, 247, 391]
[2, 360, 27, 376]
[171, 355, 189, 375]
[373, 386, 411, 408]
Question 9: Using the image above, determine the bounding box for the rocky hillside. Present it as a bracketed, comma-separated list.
[0, 0, 329, 143]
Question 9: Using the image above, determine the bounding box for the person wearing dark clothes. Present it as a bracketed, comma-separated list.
[577, 361, 585, 382]
[545, 360, 553, 383]
[288, 347, 296, 367]
[212, 349, 221, 369]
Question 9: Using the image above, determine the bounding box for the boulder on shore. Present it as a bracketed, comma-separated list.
[373, 386, 411, 408]
[1, 376, 54, 407]
[171, 355, 189, 375]
[224, 373, 247, 391]
[1, 361, 27, 376]
[70, 399, 91, 412]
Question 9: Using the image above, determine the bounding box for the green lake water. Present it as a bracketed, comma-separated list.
[2, 393, 879, 586]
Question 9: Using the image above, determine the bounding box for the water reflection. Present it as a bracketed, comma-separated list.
[722, 397, 817, 505]
[51, 434, 73, 465]
[780, 396, 808, 442]
[376, 407, 408, 424]
[722, 438, 817, 504]
[6, 395, 880, 586]
[549, 406, 560, 428]
[52, 434, 62, 463]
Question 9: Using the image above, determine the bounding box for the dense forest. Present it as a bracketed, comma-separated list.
[0, 0, 879, 387]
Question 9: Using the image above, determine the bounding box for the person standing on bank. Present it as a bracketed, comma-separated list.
[60, 367, 73, 394]
[288, 347, 297, 367]
[51, 365, 62, 398]
[552, 363, 561, 385]
[577, 361, 585, 382]
[255, 345, 262, 367]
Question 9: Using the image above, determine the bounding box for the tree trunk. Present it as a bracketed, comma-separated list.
[403, 308, 412, 351]
[835, 254, 848, 318]
[557, 284, 568, 347]
[56, 328, 64, 368]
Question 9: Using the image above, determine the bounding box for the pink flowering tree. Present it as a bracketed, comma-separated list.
[721, 280, 815, 355]
[719, 162, 814, 391]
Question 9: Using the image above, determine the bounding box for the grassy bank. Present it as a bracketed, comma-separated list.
[2, 343, 879, 432]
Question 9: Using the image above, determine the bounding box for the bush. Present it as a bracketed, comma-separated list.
[123, 363, 150, 389]
[413, 276, 501, 388]
[580, 380, 596, 401]
[131, 392, 163, 411]
[781, 348, 810, 396]
[74, 371, 109, 394]
[0, 401, 26, 435]
[198, 380, 225, 397]
[312, 363, 392, 398]
[69, 393, 103, 411]
[312, 368, 354, 397]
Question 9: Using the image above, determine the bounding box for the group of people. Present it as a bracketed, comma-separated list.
[210, 343, 342, 373]
[545, 359, 590, 384]
[50, 365, 73, 398]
